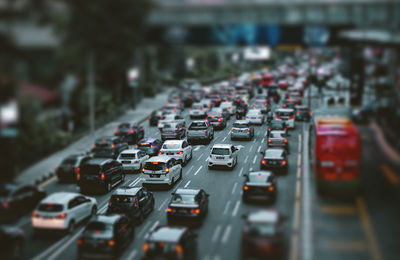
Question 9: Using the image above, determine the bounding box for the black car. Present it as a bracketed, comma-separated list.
[107, 186, 154, 224]
[77, 214, 134, 259]
[242, 171, 277, 203]
[55, 154, 91, 183]
[260, 149, 288, 174]
[149, 110, 164, 126]
[0, 225, 24, 259]
[0, 183, 46, 221]
[167, 188, 209, 225]
[267, 120, 287, 136]
[294, 105, 311, 121]
[78, 158, 125, 194]
[241, 209, 284, 259]
[142, 226, 197, 260]
[91, 136, 128, 159]
[114, 123, 144, 145]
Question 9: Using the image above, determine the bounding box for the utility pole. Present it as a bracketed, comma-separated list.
[88, 53, 95, 134]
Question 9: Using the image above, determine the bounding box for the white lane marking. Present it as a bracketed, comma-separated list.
[244, 155, 249, 163]
[158, 198, 169, 211]
[257, 146, 261, 153]
[98, 203, 108, 214]
[239, 167, 244, 177]
[222, 136, 227, 142]
[184, 180, 191, 188]
[223, 201, 232, 215]
[194, 166, 203, 175]
[221, 225, 232, 244]
[197, 154, 204, 161]
[125, 250, 137, 260]
[212, 225, 222, 242]
[232, 201, 241, 217]
[187, 165, 194, 175]
[252, 155, 257, 164]
[252, 138, 256, 143]
[203, 256, 210, 260]
[137, 221, 152, 238]
[144, 221, 160, 239]
[213, 255, 221, 260]
[129, 177, 141, 187]
[249, 167, 253, 171]
[46, 227, 85, 260]
[262, 138, 265, 143]
[249, 144, 254, 152]
[231, 182, 238, 194]
[206, 157, 210, 162]
[31, 235, 71, 260]
[194, 146, 201, 151]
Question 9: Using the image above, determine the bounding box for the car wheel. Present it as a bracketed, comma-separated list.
[67, 221, 75, 234]
[90, 206, 97, 217]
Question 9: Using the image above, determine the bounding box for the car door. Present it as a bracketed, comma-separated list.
[75, 196, 91, 220]
[137, 189, 149, 215]
[67, 197, 82, 222]
[168, 159, 178, 180]
[112, 161, 123, 184]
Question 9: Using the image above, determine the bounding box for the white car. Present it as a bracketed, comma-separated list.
[117, 149, 149, 173]
[274, 108, 295, 129]
[245, 109, 265, 125]
[32, 192, 97, 233]
[157, 114, 184, 129]
[220, 101, 236, 115]
[189, 102, 207, 119]
[159, 140, 193, 166]
[142, 156, 183, 188]
[208, 144, 238, 170]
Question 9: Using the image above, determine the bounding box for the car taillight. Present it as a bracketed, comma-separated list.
[190, 208, 201, 214]
[276, 115, 281, 119]
[111, 144, 115, 149]
[290, 115, 294, 119]
[268, 139, 271, 143]
[167, 207, 174, 213]
[243, 185, 249, 191]
[142, 168, 145, 173]
[261, 159, 267, 165]
[143, 242, 149, 252]
[128, 129, 134, 134]
[77, 239, 83, 245]
[268, 128, 271, 131]
[283, 104, 287, 108]
[177, 151, 183, 155]
[159, 151, 164, 155]
[176, 244, 183, 255]
[205, 130, 208, 135]
[92, 144, 96, 149]
[281, 160, 287, 166]
[218, 118, 222, 122]
[149, 116, 152, 119]
[133, 198, 137, 206]
[308, 110, 311, 115]
[258, 116, 262, 119]
[109, 200, 112, 206]
[101, 173, 105, 179]
[229, 107, 232, 109]
[268, 186, 275, 192]
[296, 111, 300, 115]
[231, 128, 235, 131]
[284, 139, 288, 143]
[246, 128, 250, 131]
[150, 145, 154, 148]
[165, 168, 169, 173]
[114, 129, 120, 134]
[55, 167, 60, 173]
[108, 240, 115, 246]
[56, 213, 67, 219]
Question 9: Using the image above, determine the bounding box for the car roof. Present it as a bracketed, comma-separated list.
[248, 209, 279, 224]
[233, 120, 250, 125]
[94, 214, 121, 224]
[163, 140, 184, 145]
[113, 186, 141, 196]
[83, 158, 112, 166]
[264, 149, 284, 158]
[276, 108, 294, 112]
[146, 156, 171, 163]
[175, 188, 200, 195]
[149, 226, 187, 242]
[212, 143, 232, 149]
[139, 138, 157, 143]
[41, 192, 80, 204]
[120, 149, 141, 154]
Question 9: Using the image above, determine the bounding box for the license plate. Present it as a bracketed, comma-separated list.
[252, 117, 256, 119]
[122, 161, 131, 164]
[216, 156, 224, 160]
[150, 174, 160, 178]
[167, 152, 174, 155]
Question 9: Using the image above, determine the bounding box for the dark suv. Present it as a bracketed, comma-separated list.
[91, 136, 128, 159]
[142, 226, 197, 260]
[55, 154, 91, 183]
[107, 186, 154, 224]
[114, 123, 144, 144]
[78, 158, 125, 194]
[77, 214, 134, 259]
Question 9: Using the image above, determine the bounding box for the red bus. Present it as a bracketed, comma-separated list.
[312, 117, 361, 194]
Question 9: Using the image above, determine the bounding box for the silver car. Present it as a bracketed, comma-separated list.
[230, 120, 254, 140]
[245, 109, 265, 125]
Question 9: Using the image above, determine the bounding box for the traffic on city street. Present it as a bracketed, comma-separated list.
[1, 1, 400, 260]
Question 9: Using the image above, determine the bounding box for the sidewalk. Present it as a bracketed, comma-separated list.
[16, 89, 172, 185]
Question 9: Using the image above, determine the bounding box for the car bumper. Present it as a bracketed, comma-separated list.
[247, 119, 263, 124]
[190, 112, 206, 117]
[32, 217, 68, 230]
[143, 176, 172, 185]
[161, 154, 184, 162]
[208, 158, 234, 167]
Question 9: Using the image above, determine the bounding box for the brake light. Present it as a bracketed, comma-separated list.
[289, 115, 294, 119]
[159, 151, 163, 155]
[283, 104, 287, 108]
[128, 129, 134, 134]
[177, 151, 183, 155]
[32, 211, 37, 217]
[143, 242, 149, 252]
[165, 168, 169, 173]
[133, 198, 137, 206]
[142, 168, 145, 173]
[149, 116, 152, 119]
[229, 107, 232, 109]
[56, 213, 67, 219]
[284, 139, 288, 143]
[77, 239, 83, 245]
[190, 208, 201, 214]
[246, 128, 250, 131]
[281, 160, 287, 166]
[276, 115, 281, 119]
[261, 159, 267, 165]
[108, 240, 115, 246]
[109, 199, 112, 206]
[268, 128, 271, 131]
[150, 145, 154, 148]
[258, 116, 262, 119]
[243, 185, 249, 191]
[231, 128, 235, 131]
[268, 139, 271, 143]
[101, 173, 105, 179]
[111, 144, 115, 149]
[114, 129, 120, 134]
[167, 207, 174, 213]
[176, 244, 183, 255]
[268, 186, 275, 192]
[296, 111, 300, 115]
[308, 110, 311, 115]
[92, 144, 96, 149]
[55, 167, 60, 173]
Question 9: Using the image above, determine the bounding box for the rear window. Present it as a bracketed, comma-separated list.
[144, 162, 166, 171]
[120, 153, 136, 159]
[192, 104, 202, 109]
[38, 203, 64, 212]
[111, 195, 135, 203]
[81, 165, 101, 175]
[211, 148, 230, 155]
[163, 123, 177, 129]
[95, 139, 111, 146]
[172, 194, 196, 203]
[264, 150, 283, 158]
[270, 132, 283, 138]
[147, 242, 177, 254]
[61, 158, 77, 165]
[85, 221, 112, 231]
[248, 174, 268, 183]
[233, 123, 249, 128]
[189, 122, 207, 129]
[163, 143, 181, 149]
[276, 111, 294, 117]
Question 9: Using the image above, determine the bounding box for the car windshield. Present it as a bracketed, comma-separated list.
[163, 143, 181, 149]
[171, 194, 196, 203]
[192, 104, 202, 109]
[212, 148, 230, 155]
[233, 123, 249, 128]
[111, 195, 134, 203]
[85, 221, 112, 231]
[248, 223, 276, 236]
[189, 122, 207, 129]
[38, 203, 63, 212]
[61, 158, 77, 165]
[144, 162, 166, 171]
[120, 153, 136, 159]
